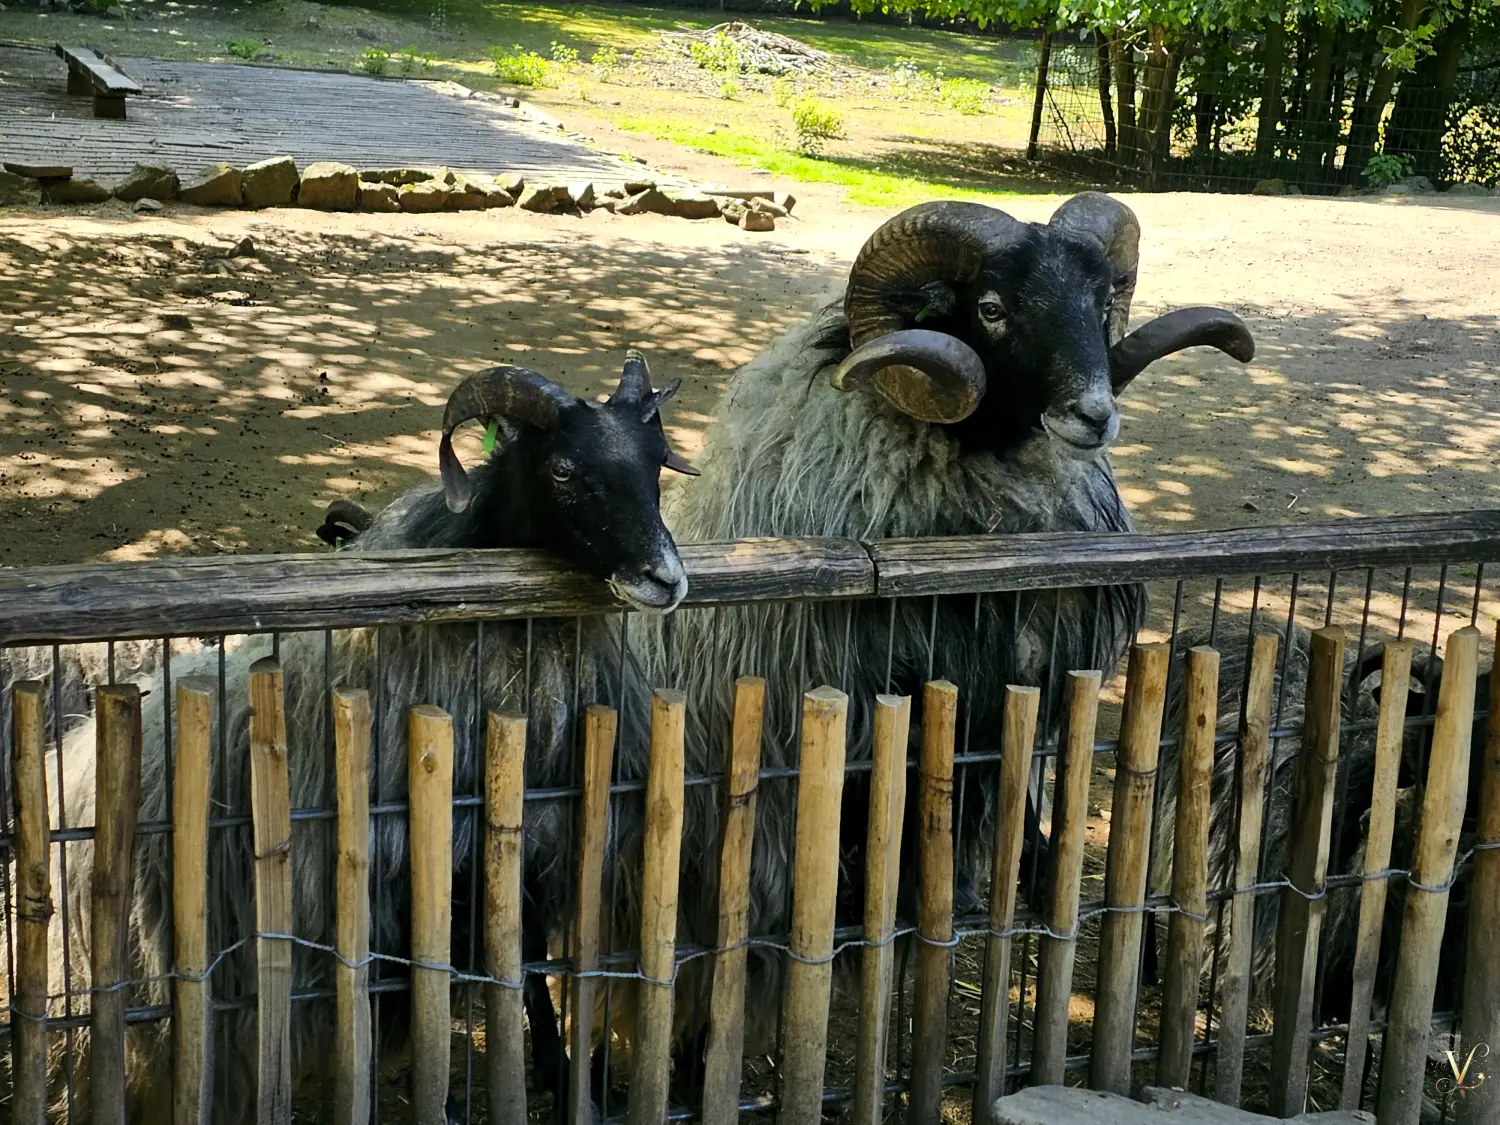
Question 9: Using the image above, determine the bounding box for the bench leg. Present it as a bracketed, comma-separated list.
[93, 94, 126, 120]
[67, 70, 90, 96]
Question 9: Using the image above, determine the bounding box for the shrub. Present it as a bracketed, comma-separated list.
[1362, 151, 1415, 186]
[939, 76, 989, 115]
[357, 46, 390, 75]
[689, 32, 743, 73]
[227, 38, 263, 60]
[397, 46, 434, 74]
[719, 78, 741, 100]
[550, 41, 580, 66]
[491, 45, 550, 86]
[591, 45, 620, 81]
[889, 57, 936, 100]
[771, 75, 795, 107]
[790, 96, 844, 156]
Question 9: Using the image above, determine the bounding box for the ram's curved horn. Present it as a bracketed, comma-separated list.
[1108, 307, 1256, 393]
[612, 348, 651, 406]
[1048, 191, 1141, 345]
[841, 200, 1027, 422]
[439, 365, 575, 512]
[830, 329, 987, 424]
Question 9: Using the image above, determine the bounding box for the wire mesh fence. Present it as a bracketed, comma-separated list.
[0, 511, 1498, 1124]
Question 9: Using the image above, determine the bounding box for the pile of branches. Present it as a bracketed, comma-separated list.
[657, 21, 841, 75]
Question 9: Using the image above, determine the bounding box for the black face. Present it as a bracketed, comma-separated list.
[888, 228, 1122, 457]
[518, 399, 688, 611]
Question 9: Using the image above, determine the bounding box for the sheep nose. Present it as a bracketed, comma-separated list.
[1069, 392, 1118, 441]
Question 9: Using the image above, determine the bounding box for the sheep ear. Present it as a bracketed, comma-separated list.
[664, 447, 699, 476]
[641, 378, 682, 423]
[888, 280, 957, 326]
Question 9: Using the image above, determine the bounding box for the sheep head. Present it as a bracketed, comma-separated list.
[831, 193, 1256, 458]
[437, 352, 693, 612]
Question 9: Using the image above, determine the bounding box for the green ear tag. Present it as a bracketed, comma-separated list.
[482, 420, 499, 455]
[914, 306, 932, 323]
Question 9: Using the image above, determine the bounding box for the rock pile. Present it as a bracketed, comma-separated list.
[2, 157, 798, 230]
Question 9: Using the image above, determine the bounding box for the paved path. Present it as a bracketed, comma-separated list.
[0, 45, 681, 188]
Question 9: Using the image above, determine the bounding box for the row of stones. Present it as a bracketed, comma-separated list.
[1252, 174, 1499, 196]
[2, 156, 797, 229]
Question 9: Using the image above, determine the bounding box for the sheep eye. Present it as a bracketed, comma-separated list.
[978, 301, 1004, 322]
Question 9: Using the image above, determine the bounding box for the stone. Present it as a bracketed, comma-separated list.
[1285, 183, 1302, 196]
[4, 161, 72, 179]
[358, 180, 399, 212]
[624, 179, 656, 194]
[603, 187, 626, 199]
[445, 174, 489, 210]
[740, 209, 775, 232]
[133, 197, 163, 213]
[361, 167, 438, 186]
[179, 163, 243, 206]
[773, 191, 797, 213]
[670, 192, 720, 220]
[1400, 174, 1435, 193]
[992, 1086, 1378, 1125]
[240, 156, 299, 207]
[1381, 180, 1421, 195]
[569, 181, 596, 210]
[0, 169, 39, 205]
[1252, 177, 1287, 196]
[1140, 1088, 1375, 1125]
[398, 181, 449, 212]
[41, 176, 112, 204]
[749, 197, 788, 218]
[517, 184, 559, 213]
[297, 161, 359, 210]
[495, 172, 524, 197]
[1444, 181, 1492, 195]
[157, 313, 192, 331]
[226, 237, 256, 259]
[720, 198, 748, 223]
[615, 187, 675, 216]
[113, 161, 179, 202]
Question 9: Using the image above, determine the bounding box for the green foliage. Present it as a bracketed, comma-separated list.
[491, 44, 550, 86]
[888, 57, 939, 100]
[689, 32, 744, 73]
[939, 75, 990, 114]
[1362, 151, 1415, 185]
[226, 38, 263, 60]
[790, 96, 845, 155]
[1444, 103, 1500, 187]
[719, 77, 742, 100]
[771, 75, 797, 107]
[397, 46, 434, 74]
[591, 45, 620, 81]
[550, 41, 580, 66]
[357, 45, 390, 75]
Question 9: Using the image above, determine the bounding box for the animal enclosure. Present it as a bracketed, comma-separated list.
[1, 510, 1497, 1125]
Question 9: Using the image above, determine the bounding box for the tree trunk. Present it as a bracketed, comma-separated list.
[1194, 38, 1224, 156]
[1297, 19, 1339, 181]
[1027, 16, 1055, 161]
[1326, 38, 1349, 173]
[1113, 35, 1139, 162]
[1385, 10, 1469, 180]
[1256, 12, 1287, 160]
[1097, 29, 1117, 155]
[1345, 0, 1428, 177]
[1137, 26, 1183, 186]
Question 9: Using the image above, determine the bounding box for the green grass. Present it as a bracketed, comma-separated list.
[615, 115, 1028, 208]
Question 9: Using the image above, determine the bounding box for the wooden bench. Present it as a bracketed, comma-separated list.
[54, 45, 141, 119]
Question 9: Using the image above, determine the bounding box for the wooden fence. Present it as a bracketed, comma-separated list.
[1, 510, 1498, 1125]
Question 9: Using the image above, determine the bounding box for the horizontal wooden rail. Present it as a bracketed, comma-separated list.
[1, 510, 1497, 645]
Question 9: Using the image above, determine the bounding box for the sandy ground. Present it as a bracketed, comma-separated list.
[2, 154, 1499, 568]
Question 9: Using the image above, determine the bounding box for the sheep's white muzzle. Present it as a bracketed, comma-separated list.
[1041, 408, 1119, 460]
[609, 555, 688, 613]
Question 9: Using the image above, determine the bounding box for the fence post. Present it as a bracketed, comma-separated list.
[1268, 626, 1345, 1117]
[93, 683, 143, 1125]
[11, 681, 51, 1125]
[1026, 12, 1055, 160]
[1215, 632, 1281, 1107]
[1377, 626, 1481, 1125]
[1034, 670, 1102, 1085]
[1158, 647, 1219, 1090]
[631, 690, 687, 1125]
[485, 710, 527, 1125]
[1092, 644, 1169, 1094]
[1338, 641, 1413, 1110]
[569, 704, 618, 1125]
[1462, 621, 1500, 1125]
[249, 659, 293, 1125]
[911, 680, 959, 1120]
[852, 693, 911, 1125]
[333, 688, 373, 1125]
[777, 686, 848, 1125]
[174, 677, 217, 1125]
[973, 686, 1041, 1119]
[703, 676, 767, 1125]
[410, 705, 455, 1125]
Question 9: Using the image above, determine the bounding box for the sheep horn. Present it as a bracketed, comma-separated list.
[1108, 307, 1256, 393]
[841, 200, 1026, 420]
[612, 349, 651, 406]
[439, 365, 575, 513]
[831, 329, 987, 423]
[1048, 191, 1141, 345]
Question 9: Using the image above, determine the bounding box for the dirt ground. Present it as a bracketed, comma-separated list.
[3, 164, 1498, 568]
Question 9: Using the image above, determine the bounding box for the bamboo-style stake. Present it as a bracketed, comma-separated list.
[249, 659, 293, 1125]
[333, 689, 373, 1125]
[1033, 670, 1102, 1086]
[569, 704, 618, 1125]
[173, 678, 217, 1125]
[851, 694, 911, 1125]
[910, 680, 960, 1118]
[485, 710, 527, 1125]
[777, 686, 848, 1125]
[631, 690, 688, 1125]
[1269, 626, 1345, 1117]
[409, 705, 455, 1125]
[1091, 644, 1170, 1095]
[1462, 622, 1500, 1125]
[702, 676, 767, 1125]
[11, 681, 51, 1125]
[973, 686, 1041, 1120]
[92, 683, 143, 1125]
[1215, 632, 1282, 1107]
[1377, 626, 1481, 1125]
[1338, 641, 1412, 1110]
[1158, 646, 1219, 1090]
